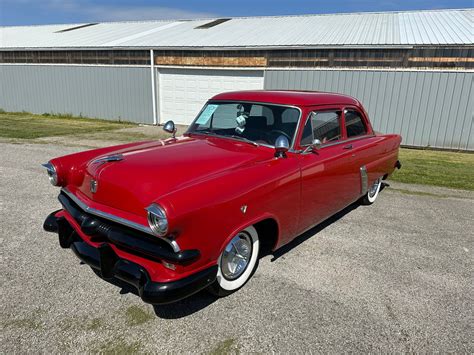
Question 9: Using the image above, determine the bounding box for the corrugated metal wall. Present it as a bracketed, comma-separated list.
[1, 64, 472, 150]
[0, 65, 153, 123]
[265, 69, 473, 150]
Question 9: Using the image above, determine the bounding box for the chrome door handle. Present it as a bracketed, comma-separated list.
[343, 144, 353, 150]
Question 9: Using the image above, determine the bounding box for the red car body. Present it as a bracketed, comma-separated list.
[43, 91, 401, 304]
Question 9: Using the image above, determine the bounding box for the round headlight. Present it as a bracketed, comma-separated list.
[42, 162, 59, 186]
[146, 204, 168, 236]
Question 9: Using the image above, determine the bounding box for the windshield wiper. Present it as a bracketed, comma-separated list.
[229, 135, 259, 147]
[192, 130, 259, 147]
[192, 129, 217, 136]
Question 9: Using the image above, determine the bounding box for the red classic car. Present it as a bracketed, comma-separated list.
[43, 90, 401, 304]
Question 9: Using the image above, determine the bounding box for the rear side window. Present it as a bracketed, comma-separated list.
[345, 110, 367, 137]
[301, 110, 342, 145]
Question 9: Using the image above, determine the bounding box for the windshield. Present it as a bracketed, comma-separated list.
[187, 102, 300, 146]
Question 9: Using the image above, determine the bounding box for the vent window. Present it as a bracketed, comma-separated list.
[195, 18, 231, 29]
[55, 23, 99, 33]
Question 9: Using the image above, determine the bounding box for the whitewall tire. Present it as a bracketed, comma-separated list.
[361, 177, 382, 205]
[208, 226, 259, 296]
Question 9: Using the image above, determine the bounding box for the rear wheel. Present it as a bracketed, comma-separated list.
[360, 177, 382, 205]
[208, 226, 259, 297]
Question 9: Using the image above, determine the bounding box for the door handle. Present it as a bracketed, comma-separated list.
[343, 144, 353, 150]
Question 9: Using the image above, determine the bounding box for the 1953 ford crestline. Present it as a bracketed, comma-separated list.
[43, 90, 401, 305]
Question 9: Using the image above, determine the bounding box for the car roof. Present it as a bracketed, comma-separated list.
[210, 90, 360, 107]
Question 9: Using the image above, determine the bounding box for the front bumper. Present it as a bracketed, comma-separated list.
[44, 211, 217, 305]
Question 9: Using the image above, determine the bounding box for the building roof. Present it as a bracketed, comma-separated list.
[210, 90, 360, 107]
[0, 9, 472, 50]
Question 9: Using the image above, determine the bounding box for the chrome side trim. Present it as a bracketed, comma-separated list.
[297, 134, 376, 152]
[360, 166, 368, 195]
[61, 188, 180, 252]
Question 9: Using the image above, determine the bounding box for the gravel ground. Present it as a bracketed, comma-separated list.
[1, 142, 473, 353]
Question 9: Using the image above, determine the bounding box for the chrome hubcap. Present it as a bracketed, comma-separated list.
[221, 232, 252, 280]
[368, 178, 381, 198]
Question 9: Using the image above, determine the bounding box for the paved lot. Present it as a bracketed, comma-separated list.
[1, 142, 473, 353]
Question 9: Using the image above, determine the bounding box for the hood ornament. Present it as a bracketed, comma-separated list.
[90, 179, 98, 193]
[91, 154, 123, 166]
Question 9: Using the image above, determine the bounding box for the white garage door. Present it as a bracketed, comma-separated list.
[158, 68, 264, 125]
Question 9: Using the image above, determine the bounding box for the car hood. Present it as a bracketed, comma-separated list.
[75, 136, 271, 216]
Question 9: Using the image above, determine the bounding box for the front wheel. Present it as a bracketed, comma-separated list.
[360, 177, 383, 205]
[208, 226, 259, 297]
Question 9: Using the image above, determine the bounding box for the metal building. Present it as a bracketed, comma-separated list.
[0, 9, 472, 150]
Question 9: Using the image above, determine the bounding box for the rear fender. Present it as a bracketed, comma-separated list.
[365, 150, 398, 184]
[365, 134, 401, 184]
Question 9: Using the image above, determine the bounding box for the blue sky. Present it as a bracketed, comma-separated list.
[1, 0, 472, 26]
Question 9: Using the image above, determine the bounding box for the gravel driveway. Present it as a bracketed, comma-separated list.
[1, 142, 472, 353]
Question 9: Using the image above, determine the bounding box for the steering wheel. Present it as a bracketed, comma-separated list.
[266, 130, 291, 144]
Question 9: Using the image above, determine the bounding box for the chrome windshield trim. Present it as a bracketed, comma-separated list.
[61, 188, 180, 252]
[185, 100, 303, 150]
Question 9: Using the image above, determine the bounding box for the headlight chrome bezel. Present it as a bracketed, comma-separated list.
[146, 204, 169, 237]
[42, 162, 59, 186]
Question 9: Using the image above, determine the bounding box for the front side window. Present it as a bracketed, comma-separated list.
[188, 102, 300, 146]
[345, 110, 367, 138]
[301, 110, 342, 146]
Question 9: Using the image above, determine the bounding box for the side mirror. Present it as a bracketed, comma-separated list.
[311, 138, 322, 150]
[163, 120, 177, 138]
[302, 139, 322, 154]
[274, 135, 290, 158]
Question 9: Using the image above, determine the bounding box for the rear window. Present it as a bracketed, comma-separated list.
[345, 110, 367, 138]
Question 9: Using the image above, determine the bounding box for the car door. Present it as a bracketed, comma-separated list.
[342, 107, 377, 201]
[297, 107, 356, 234]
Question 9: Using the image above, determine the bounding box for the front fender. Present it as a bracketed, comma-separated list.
[218, 212, 281, 257]
[50, 141, 152, 187]
[157, 155, 301, 265]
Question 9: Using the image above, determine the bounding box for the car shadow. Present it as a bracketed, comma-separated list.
[91, 271, 218, 319]
[270, 182, 389, 262]
[270, 202, 360, 261]
[151, 200, 363, 317]
[94, 183, 388, 318]
[152, 291, 218, 319]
